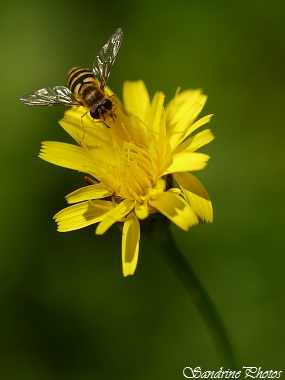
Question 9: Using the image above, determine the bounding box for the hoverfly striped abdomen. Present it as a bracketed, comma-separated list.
[67, 67, 102, 108]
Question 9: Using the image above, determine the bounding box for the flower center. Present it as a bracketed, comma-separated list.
[99, 138, 163, 203]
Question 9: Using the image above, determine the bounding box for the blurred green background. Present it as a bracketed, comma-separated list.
[1, 0, 285, 378]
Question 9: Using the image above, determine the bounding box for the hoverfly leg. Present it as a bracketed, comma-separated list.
[79, 110, 89, 145]
[102, 120, 111, 128]
[108, 93, 116, 101]
[91, 117, 111, 129]
[81, 110, 89, 125]
[110, 104, 117, 122]
[106, 94, 117, 123]
[101, 116, 111, 128]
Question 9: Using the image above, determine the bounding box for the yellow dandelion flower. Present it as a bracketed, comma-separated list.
[39, 80, 214, 276]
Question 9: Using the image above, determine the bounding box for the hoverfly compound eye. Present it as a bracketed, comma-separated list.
[100, 98, 112, 111]
[90, 98, 113, 120]
[90, 104, 100, 119]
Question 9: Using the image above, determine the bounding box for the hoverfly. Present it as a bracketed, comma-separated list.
[20, 28, 123, 126]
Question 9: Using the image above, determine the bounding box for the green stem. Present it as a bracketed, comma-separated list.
[141, 215, 238, 368]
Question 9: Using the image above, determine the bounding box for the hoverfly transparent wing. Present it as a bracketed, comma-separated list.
[93, 28, 123, 90]
[20, 86, 82, 106]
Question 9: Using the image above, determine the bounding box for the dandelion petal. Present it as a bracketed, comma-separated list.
[96, 199, 135, 235]
[149, 192, 199, 231]
[164, 152, 210, 174]
[54, 200, 114, 232]
[173, 129, 214, 155]
[66, 184, 112, 204]
[39, 141, 94, 172]
[122, 214, 140, 276]
[123, 80, 150, 122]
[174, 172, 213, 222]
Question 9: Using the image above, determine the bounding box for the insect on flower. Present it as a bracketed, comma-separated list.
[20, 28, 123, 127]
